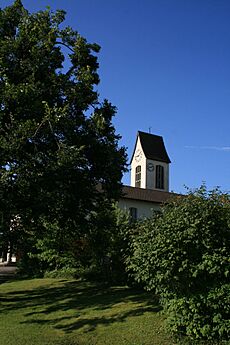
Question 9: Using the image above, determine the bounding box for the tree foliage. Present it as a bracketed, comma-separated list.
[0, 1, 127, 260]
[126, 186, 230, 340]
[20, 203, 131, 280]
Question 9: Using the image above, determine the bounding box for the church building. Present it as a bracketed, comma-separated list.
[0, 131, 175, 263]
[119, 131, 176, 219]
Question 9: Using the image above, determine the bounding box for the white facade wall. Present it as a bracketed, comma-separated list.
[131, 136, 147, 188]
[146, 159, 169, 191]
[118, 199, 161, 219]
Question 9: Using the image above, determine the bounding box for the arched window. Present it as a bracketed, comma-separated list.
[155, 165, 164, 189]
[135, 165, 141, 187]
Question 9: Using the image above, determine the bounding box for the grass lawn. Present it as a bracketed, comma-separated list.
[0, 278, 228, 345]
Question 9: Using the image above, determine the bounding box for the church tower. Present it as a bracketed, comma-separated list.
[130, 131, 171, 192]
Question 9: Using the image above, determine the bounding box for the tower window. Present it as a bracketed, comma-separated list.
[135, 165, 141, 187]
[156, 165, 164, 189]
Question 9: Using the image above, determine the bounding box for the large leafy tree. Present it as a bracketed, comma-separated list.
[0, 1, 127, 260]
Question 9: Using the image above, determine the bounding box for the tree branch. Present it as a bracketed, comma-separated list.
[55, 41, 74, 53]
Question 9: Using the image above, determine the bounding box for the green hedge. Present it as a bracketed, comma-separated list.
[126, 186, 230, 340]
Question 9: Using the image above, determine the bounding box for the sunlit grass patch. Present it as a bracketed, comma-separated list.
[1, 278, 227, 345]
[0, 278, 172, 345]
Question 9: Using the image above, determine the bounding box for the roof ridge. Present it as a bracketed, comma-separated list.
[138, 130, 163, 138]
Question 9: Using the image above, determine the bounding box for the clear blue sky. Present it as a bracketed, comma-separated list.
[2, 0, 230, 193]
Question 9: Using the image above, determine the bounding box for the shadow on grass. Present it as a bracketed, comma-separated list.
[0, 279, 161, 333]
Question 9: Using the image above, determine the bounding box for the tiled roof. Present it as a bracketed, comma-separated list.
[131, 131, 171, 163]
[121, 185, 177, 203]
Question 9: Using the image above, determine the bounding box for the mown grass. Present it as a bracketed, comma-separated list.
[0, 278, 229, 345]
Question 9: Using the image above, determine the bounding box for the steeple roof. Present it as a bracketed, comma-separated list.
[132, 131, 171, 163]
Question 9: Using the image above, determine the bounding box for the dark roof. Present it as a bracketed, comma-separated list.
[131, 131, 171, 163]
[121, 185, 178, 203]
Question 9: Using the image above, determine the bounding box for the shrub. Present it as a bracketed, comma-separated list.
[165, 284, 230, 340]
[18, 203, 131, 282]
[44, 267, 80, 279]
[126, 186, 230, 340]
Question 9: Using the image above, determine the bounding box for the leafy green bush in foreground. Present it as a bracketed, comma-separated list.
[126, 186, 230, 340]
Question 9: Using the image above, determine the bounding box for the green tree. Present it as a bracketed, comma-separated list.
[127, 186, 230, 340]
[0, 1, 127, 262]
